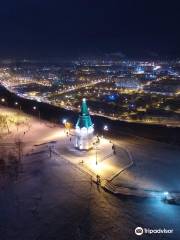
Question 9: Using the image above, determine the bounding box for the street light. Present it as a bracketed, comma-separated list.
[95, 145, 98, 165]
[62, 118, 67, 125]
[15, 101, 21, 110]
[62, 118, 72, 135]
[103, 125, 109, 131]
[1, 98, 5, 103]
[95, 139, 100, 165]
[33, 106, 40, 120]
[102, 124, 109, 138]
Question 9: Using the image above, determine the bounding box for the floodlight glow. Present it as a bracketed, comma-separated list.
[103, 125, 109, 131]
[153, 66, 161, 71]
[62, 119, 67, 124]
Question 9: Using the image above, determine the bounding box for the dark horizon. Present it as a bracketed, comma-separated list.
[0, 0, 179, 59]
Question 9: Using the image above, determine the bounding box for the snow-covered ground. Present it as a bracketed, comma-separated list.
[112, 137, 180, 192]
[55, 134, 131, 182]
[1, 140, 180, 240]
[1, 107, 180, 240]
[0, 107, 63, 153]
[1, 106, 180, 193]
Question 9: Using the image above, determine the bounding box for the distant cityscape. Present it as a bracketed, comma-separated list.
[0, 58, 180, 127]
[1, 0, 180, 239]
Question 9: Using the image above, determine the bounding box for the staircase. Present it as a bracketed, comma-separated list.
[102, 180, 117, 193]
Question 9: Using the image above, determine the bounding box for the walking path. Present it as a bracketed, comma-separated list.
[55, 134, 132, 182]
[1, 106, 180, 200]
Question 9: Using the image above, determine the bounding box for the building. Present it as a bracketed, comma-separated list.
[115, 76, 140, 89]
[75, 98, 94, 150]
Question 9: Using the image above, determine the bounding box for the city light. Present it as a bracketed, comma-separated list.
[0, 1, 179, 239]
[0, 59, 179, 127]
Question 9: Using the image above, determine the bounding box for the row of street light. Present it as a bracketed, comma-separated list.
[1, 98, 40, 120]
[62, 117, 109, 134]
[1, 97, 110, 133]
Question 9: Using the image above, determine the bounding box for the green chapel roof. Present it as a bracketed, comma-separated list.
[76, 98, 93, 129]
[81, 98, 89, 115]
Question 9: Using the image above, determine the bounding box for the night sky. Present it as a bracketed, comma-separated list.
[0, 0, 180, 58]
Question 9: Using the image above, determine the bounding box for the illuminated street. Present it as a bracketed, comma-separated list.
[0, 59, 180, 128]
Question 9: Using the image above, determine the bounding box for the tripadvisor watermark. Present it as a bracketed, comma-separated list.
[135, 227, 174, 236]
